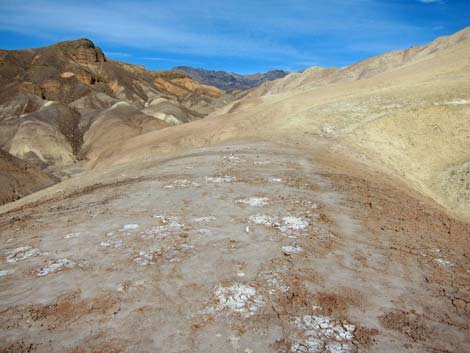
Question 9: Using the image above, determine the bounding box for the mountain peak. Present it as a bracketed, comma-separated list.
[54, 38, 106, 63]
[60, 37, 94, 44]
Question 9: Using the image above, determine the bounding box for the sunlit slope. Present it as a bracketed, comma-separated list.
[91, 27, 470, 219]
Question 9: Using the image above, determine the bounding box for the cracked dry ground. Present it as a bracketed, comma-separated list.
[0, 144, 469, 353]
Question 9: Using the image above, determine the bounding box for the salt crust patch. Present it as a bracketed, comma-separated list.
[5, 246, 41, 263]
[282, 245, 304, 254]
[205, 176, 236, 183]
[435, 99, 470, 106]
[192, 216, 216, 223]
[254, 160, 272, 165]
[237, 197, 269, 207]
[291, 315, 356, 353]
[100, 240, 124, 249]
[64, 232, 80, 239]
[122, 224, 139, 231]
[134, 251, 154, 266]
[212, 283, 264, 317]
[223, 155, 243, 163]
[249, 215, 276, 226]
[282, 216, 309, 231]
[0, 269, 15, 277]
[435, 258, 453, 267]
[142, 216, 183, 238]
[164, 179, 200, 188]
[37, 259, 75, 276]
[134, 244, 194, 266]
[321, 124, 336, 137]
[268, 177, 283, 183]
[263, 272, 290, 294]
[249, 215, 309, 233]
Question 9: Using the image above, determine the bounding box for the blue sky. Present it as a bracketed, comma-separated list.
[0, 0, 468, 74]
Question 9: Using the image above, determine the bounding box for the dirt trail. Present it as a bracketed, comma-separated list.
[0, 143, 469, 352]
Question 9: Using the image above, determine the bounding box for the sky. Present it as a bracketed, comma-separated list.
[0, 0, 468, 74]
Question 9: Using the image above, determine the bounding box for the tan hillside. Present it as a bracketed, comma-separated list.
[90, 27, 470, 220]
[80, 102, 169, 162]
[0, 148, 56, 205]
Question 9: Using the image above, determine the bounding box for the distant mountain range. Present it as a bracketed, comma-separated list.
[172, 66, 289, 91]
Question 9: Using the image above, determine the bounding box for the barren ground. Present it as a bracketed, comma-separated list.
[0, 143, 469, 352]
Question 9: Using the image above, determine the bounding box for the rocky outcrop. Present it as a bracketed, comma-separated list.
[56, 38, 106, 64]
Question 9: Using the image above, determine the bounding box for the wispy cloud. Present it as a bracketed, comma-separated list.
[0, 0, 301, 60]
[0, 0, 466, 72]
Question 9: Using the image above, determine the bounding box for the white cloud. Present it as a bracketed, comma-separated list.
[0, 0, 427, 67]
[0, 0, 300, 59]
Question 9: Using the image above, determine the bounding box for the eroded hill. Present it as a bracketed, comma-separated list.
[0, 39, 232, 174]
